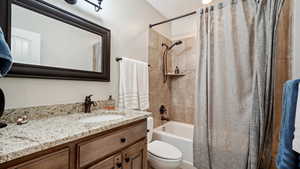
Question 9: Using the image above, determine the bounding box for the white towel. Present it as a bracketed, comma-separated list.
[118, 57, 149, 110]
[293, 84, 300, 153]
[137, 61, 149, 110]
[119, 58, 139, 110]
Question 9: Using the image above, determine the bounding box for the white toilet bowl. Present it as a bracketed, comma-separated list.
[147, 117, 182, 169]
[147, 140, 182, 169]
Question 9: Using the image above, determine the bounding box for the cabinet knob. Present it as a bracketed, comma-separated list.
[125, 157, 130, 163]
[120, 138, 126, 143]
[116, 162, 122, 168]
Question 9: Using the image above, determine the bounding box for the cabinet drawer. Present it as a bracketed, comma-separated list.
[78, 121, 147, 168]
[9, 148, 69, 169]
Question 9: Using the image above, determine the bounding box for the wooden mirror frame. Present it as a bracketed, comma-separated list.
[0, 0, 111, 81]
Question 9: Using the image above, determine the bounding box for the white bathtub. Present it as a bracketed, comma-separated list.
[152, 121, 194, 165]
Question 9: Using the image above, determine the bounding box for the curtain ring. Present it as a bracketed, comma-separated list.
[200, 9, 204, 14]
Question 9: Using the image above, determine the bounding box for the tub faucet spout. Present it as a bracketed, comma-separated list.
[160, 105, 170, 121]
[161, 116, 170, 121]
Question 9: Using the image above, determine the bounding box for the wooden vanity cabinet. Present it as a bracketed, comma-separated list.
[77, 121, 146, 168]
[87, 153, 121, 169]
[122, 139, 147, 169]
[87, 140, 147, 169]
[87, 139, 147, 169]
[2, 120, 147, 169]
[8, 148, 70, 169]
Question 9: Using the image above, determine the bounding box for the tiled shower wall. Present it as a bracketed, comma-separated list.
[149, 29, 197, 126]
[170, 37, 197, 124]
[148, 29, 173, 127]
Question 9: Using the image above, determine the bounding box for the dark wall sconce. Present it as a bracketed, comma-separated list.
[65, 0, 103, 12]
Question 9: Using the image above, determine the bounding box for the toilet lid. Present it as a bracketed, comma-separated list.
[148, 141, 182, 160]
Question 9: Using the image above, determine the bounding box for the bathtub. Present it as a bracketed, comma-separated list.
[152, 121, 194, 165]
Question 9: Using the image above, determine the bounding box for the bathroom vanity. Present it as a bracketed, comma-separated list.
[0, 110, 150, 169]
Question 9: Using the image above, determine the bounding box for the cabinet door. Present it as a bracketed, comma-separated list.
[87, 155, 115, 169]
[122, 139, 147, 169]
[88, 154, 122, 169]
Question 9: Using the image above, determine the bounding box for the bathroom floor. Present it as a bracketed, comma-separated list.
[179, 163, 197, 169]
[148, 163, 197, 169]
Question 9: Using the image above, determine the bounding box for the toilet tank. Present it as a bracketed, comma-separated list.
[147, 117, 154, 143]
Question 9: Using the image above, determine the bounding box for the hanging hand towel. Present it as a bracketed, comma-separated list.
[137, 61, 149, 110]
[0, 27, 12, 77]
[276, 79, 300, 169]
[118, 58, 139, 110]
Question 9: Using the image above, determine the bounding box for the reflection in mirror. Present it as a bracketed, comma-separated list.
[11, 4, 103, 72]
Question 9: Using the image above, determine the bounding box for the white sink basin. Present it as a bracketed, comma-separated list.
[79, 114, 125, 123]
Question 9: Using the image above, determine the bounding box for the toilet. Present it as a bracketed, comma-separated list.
[147, 117, 182, 169]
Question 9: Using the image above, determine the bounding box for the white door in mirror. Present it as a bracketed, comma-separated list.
[11, 27, 41, 65]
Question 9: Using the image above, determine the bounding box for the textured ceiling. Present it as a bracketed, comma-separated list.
[146, 0, 205, 19]
[146, 0, 219, 19]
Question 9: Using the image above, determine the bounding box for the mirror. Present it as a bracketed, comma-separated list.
[0, 0, 111, 81]
[11, 4, 103, 72]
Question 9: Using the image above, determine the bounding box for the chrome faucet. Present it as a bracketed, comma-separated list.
[84, 95, 97, 113]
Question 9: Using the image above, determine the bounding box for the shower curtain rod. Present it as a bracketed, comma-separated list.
[149, 11, 197, 28]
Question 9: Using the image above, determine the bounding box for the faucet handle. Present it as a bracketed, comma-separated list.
[159, 105, 167, 114]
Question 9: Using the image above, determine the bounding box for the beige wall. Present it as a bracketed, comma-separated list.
[0, 0, 171, 109]
[271, 0, 293, 168]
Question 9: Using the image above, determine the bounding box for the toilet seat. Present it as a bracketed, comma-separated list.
[148, 152, 182, 169]
[148, 141, 182, 160]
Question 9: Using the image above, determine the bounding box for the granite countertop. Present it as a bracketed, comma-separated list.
[0, 109, 151, 164]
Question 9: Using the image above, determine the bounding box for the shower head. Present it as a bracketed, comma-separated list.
[162, 40, 183, 50]
[169, 40, 183, 50]
[175, 40, 183, 45]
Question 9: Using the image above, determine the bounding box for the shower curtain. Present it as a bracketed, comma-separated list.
[194, 0, 285, 169]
